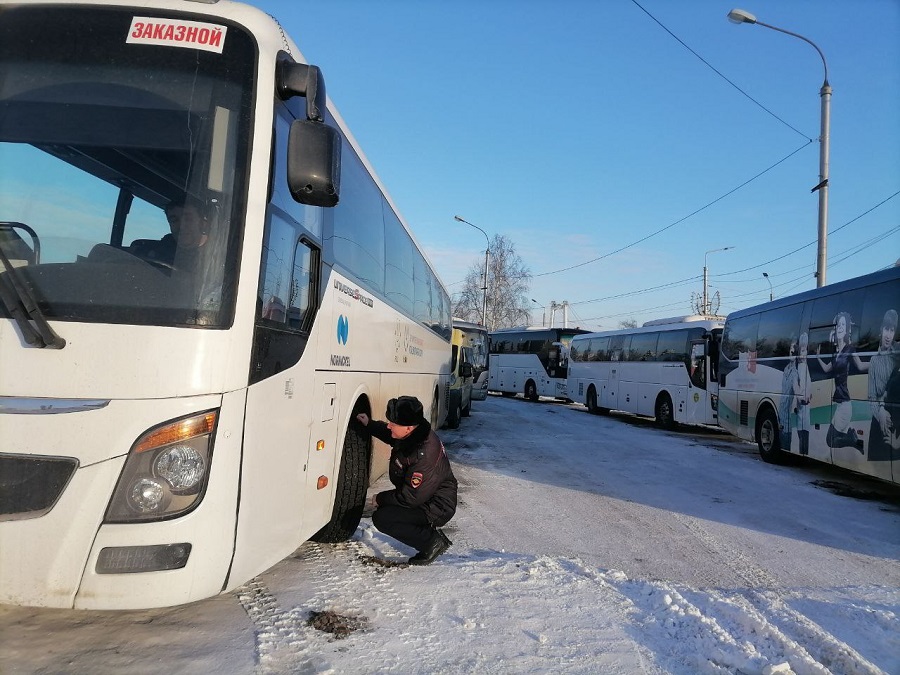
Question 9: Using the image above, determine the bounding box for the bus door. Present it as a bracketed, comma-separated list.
[601, 335, 625, 410]
[688, 339, 710, 424]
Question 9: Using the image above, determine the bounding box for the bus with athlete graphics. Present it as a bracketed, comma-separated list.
[0, 0, 451, 609]
[718, 266, 899, 484]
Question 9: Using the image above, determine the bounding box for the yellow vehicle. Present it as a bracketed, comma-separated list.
[446, 324, 476, 429]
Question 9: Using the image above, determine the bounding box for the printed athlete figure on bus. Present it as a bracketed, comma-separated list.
[866, 308, 899, 460]
[356, 396, 458, 565]
[816, 311, 868, 451]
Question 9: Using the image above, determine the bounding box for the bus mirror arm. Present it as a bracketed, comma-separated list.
[277, 59, 327, 123]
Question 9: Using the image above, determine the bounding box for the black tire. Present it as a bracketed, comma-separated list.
[756, 406, 787, 464]
[311, 412, 370, 543]
[501, 391, 516, 398]
[525, 380, 539, 401]
[430, 390, 440, 429]
[655, 393, 677, 430]
[461, 398, 471, 417]
[447, 397, 461, 429]
[586, 386, 599, 414]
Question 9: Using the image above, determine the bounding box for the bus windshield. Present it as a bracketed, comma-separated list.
[0, 6, 254, 328]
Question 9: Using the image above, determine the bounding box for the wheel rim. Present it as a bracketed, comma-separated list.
[659, 399, 671, 422]
[760, 419, 775, 451]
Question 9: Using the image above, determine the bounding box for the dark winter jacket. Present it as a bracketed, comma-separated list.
[366, 420, 458, 527]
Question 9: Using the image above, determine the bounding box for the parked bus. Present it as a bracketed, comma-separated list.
[489, 327, 589, 400]
[0, 0, 452, 609]
[453, 318, 489, 401]
[567, 316, 724, 428]
[718, 266, 899, 484]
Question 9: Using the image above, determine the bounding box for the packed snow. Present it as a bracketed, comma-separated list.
[1, 395, 898, 674]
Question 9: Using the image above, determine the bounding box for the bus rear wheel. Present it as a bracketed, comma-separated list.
[525, 380, 539, 401]
[587, 387, 599, 414]
[311, 409, 370, 543]
[756, 406, 787, 464]
[446, 396, 462, 429]
[655, 393, 677, 430]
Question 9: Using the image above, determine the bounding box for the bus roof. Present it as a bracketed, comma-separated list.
[724, 266, 900, 322]
[571, 318, 724, 341]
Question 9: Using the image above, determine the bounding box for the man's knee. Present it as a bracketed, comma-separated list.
[372, 506, 395, 532]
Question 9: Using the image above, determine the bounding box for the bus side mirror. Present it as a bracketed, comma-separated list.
[287, 120, 342, 207]
[278, 58, 342, 207]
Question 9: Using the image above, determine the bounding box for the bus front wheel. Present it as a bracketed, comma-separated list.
[525, 380, 539, 401]
[311, 409, 370, 543]
[756, 406, 787, 464]
[655, 393, 677, 430]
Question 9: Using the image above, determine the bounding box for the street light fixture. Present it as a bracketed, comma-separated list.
[453, 215, 490, 328]
[703, 246, 734, 315]
[762, 272, 774, 301]
[728, 8, 831, 288]
[531, 299, 546, 327]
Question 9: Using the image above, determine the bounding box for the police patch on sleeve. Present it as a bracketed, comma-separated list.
[410, 472, 423, 488]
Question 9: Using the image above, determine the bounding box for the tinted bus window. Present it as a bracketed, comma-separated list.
[629, 332, 659, 361]
[757, 303, 804, 358]
[857, 279, 900, 353]
[722, 314, 759, 360]
[658, 330, 688, 362]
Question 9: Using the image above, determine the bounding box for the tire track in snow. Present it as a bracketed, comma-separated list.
[236, 576, 317, 674]
[672, 512, 780, 589]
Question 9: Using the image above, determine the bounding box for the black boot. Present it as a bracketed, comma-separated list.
[409, 530, 451, 566]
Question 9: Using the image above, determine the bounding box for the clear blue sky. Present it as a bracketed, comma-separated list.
[252, 0, 899, 330]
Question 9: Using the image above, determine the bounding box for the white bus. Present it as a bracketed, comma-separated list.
[567, 316, 724, 428]
[718, 266, 899, 485]
[0, 0, 451, 609]
[489, 326, 589, 400]
[453, 318, 489, 401]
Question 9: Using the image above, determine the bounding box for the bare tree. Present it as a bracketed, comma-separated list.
[619, 319, 638, 329]
[452, 234, 531, 330]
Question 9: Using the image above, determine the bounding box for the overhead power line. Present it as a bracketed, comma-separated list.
[532, 141, 812, 279]
[629, 0, 812, 141]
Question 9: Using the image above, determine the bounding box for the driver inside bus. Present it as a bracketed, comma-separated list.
[129, 197, 209, 268]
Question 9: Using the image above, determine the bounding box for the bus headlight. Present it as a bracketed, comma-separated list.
[105, 410, 218, 523]
[154, 445, 206, 493]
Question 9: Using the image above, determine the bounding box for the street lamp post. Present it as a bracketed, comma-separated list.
[728, 8, 830, 288]
[531, 299, 545, 327]
[454, 215, 490, 328]
[763, 272, 774, 301]
[703, 246, 734, 315]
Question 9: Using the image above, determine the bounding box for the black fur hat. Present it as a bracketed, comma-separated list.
[386, 396, 425, 426]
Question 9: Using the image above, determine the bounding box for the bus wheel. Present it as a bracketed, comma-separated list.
[756, 407, 786, 464]
[501, 391, 516, 398]
[655, 393, 677, 430]
[586, 387, 597, 414]
[447, 398, 461, 429]
[430, 390, 440, 428]
[311, 411, 370, 543]
[525, 380, 539, 401]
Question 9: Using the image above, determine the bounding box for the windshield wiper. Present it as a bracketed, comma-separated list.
[0, 246, 65, 349]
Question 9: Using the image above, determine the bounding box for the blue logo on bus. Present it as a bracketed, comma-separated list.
[337, 315, 349, 345]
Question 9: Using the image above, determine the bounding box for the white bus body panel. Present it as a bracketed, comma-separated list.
[0, 392, 236, 609]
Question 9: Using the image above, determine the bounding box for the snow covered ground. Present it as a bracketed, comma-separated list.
[2, 395, 899, 674]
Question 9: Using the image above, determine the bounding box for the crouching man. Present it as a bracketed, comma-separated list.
[356, 396, 458, 565]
